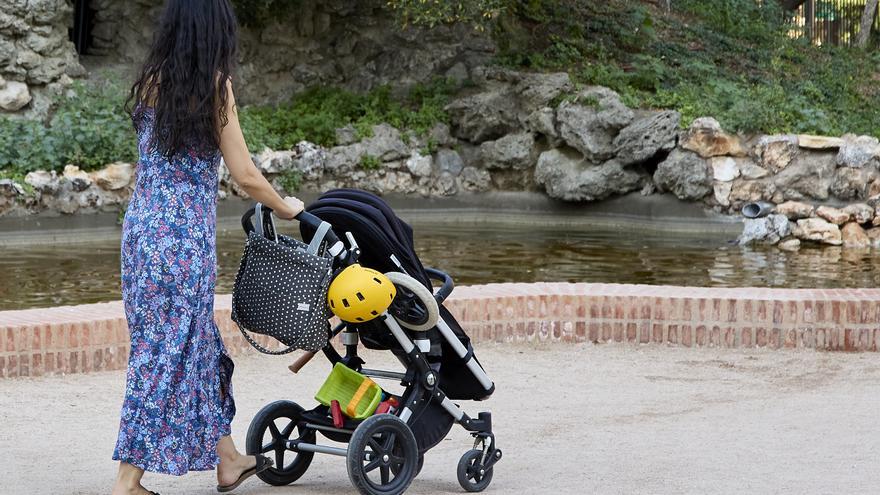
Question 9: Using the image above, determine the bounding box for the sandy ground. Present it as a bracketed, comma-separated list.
[2, 343, 879, 495]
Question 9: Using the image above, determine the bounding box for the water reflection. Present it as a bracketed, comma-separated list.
[1, 221, 879, 310]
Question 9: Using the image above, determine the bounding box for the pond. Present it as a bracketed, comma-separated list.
[2, 219, 879, 310]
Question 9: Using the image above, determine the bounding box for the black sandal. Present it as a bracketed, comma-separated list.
[216, 455, 273, 493]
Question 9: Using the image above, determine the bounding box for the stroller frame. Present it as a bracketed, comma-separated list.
[242, 204, 502, 495]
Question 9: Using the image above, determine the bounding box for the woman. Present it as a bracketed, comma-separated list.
[111, 1, 303, 494]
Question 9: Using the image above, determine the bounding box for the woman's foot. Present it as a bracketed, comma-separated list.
[111, 482, 156, 495]
[216, 453, 259, 488]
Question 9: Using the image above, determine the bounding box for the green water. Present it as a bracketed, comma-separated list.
[2, 221, 879, 310]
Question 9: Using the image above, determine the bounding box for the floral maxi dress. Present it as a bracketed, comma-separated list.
[113, 108, 235, 475]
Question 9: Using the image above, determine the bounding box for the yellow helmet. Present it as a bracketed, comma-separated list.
[328, 264, 396, 323]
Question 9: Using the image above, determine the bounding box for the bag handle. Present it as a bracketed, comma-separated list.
[307, 221, 332, 255]
[254, 203, 278, 243]
[231, 297, 299, 355]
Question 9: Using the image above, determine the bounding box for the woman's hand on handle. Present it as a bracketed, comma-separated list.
[275, 196, 304, 220]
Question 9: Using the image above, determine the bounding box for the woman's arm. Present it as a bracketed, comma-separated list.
[219, 80, 303, 220]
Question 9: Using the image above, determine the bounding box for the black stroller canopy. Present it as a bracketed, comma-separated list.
[301, 189, 431, 289]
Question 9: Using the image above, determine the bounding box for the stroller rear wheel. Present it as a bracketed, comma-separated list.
[457, 449, 494, 492]
[246, 400, 315, 486]
[347, 414, 419, 495]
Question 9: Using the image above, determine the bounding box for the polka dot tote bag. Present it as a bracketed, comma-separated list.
[232, 205, 334, 354]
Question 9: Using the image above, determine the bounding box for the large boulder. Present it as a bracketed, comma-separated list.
[24, 170, 59, 194]
[524, 107, 559, 143]
[841, 222, 871, 248]
[405, 150, 433, 177]
[653, 149, 712, 200]
[729, 179, 777, 205]
[710, 156, 741, 182]
[62, 165, 92, 192]
[434, 148, 465, 176]
[794, 218, 842, 245]
[815, 205, 850, 225]
[836, 135, 880, 168]
[738, 214, 791, 245]
[324, 124, 408, 174]
[679, 117, 746, 158]
[775, 201, 814, 220]
[612, 110, 680, 166]
[92, 162, 135, 191]
[255, 149, 295, 174]
[513, 71, 572, 113]
[291, 141, 326, 180]
[843, 203, 874, 224]
[772, 151, 836, 201]
[479, 132, 538, 170]
[831, 166, 879, 200]
[535, 149, 642, 201]
[0, 80, 31, 111]
[556, 87, 634, 162]
[754, 135, 798, 172]
[445, 87, 518, 144]
[797, 135, 844, 150]
[459, 166, 491, 192]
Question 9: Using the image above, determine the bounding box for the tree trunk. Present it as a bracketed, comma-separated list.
[856, 0, 879, 47]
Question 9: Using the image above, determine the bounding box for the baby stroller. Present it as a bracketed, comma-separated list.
[240, 189, 502, 495]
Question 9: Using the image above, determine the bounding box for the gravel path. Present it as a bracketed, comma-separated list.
[2, 343, 879, 495]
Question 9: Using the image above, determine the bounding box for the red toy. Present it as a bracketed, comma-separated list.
[330, 400, 344, 428]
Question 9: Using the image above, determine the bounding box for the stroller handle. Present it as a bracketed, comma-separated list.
[241, 204, 342, 248]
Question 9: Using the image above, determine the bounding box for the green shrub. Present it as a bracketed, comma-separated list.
[277, 169, 302, 193]
[238, 79, 458, 152]
[359, 154, 381, 170]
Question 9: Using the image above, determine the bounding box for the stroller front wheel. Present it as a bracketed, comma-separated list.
[246, 400, 315, 486]
[347, 414, 419, 495]
[457, 449, 494, 492]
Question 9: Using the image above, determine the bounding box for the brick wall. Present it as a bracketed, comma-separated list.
[1, 283, 878, 378]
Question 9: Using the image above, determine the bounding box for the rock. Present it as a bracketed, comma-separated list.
[255, 149, 295, 174]
[0, 80, 31, 111]
[514, 71, 572, 111]
[427, 123, 456, 147]
[831, 166, 878, 200]
[24, 170, 58, 194]
[612, 110, 680, 166]
[434, 148, 464, 177]
[711, 156, 740, 182]
[405, 150, 433, 177]
[524, 107, 558, 142]
[653, 149, 712, 200]
[432, 171, 458, 196]
[291, 141, 326, 180]
[479, 132, 537, 170]
[62, 165, 92, 191]
[0, 178, 25, 196]
[836, 135, 880, 168]
[775, 201, 814, 220]
[92, 162, 134, 190]
[363, 124, 409, 162]
[714, 181, 733, 206]
[798, 135, 844, 150]
[535, 149, 643, 202]
[459, 166, 491, 192]
[815, 205, 850, 225]
[729, 179, 776, 204]
[557, 87, 634, 162]
[738, 159, 770, 180]
[843, 203, 874, 224]
[866, 228, 880, 247]
[778, 238, 801, 251]
[754, 135, 798, 172]
[335, 125, 358, 145]
[794, 218, 842, 245]
[738, 214, 791, 245]
[679, 117, 746, 158]
[769, 152, 835, 202]
[445, 87, 518, 143]
[841, 222, 871, 248]
[444, 62, 469, 83]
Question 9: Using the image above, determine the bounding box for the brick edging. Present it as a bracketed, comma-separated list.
[1, 283, 878, 377]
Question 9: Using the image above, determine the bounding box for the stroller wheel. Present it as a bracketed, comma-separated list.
[391, 453, 424, 478]
[347, 414, 419, 495]
[246, 400, 315, 486]
[457, 449, 494, 492]
[384, 271, 440, 332]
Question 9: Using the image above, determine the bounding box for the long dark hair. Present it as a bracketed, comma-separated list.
[127, 0, 238, 159]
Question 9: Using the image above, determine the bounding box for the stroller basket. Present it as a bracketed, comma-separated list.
[315, 363, 383, 419]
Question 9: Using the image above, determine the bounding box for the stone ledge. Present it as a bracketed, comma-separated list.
[1, 283, 878, 378]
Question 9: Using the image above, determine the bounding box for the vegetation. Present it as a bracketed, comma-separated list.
[0, 77, 457, 175]
[277, 169, 302, 193]
[490, 0, 880, 136]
